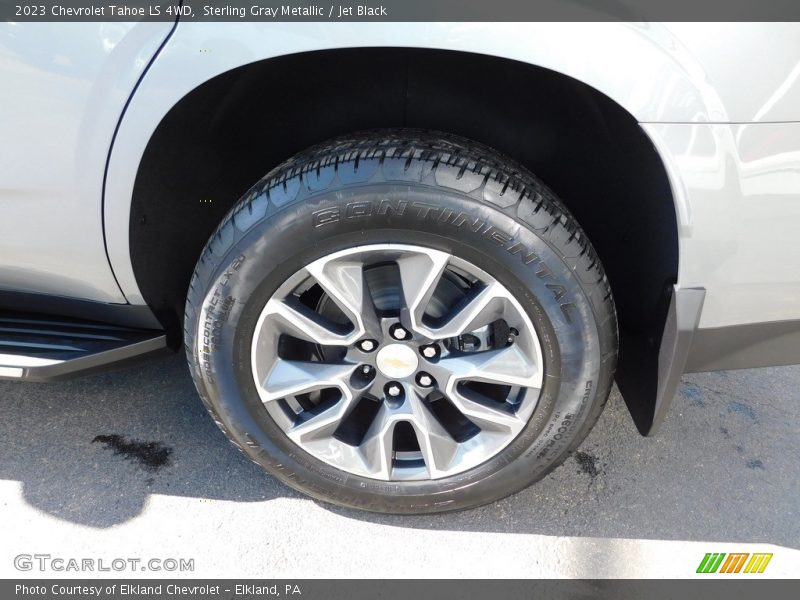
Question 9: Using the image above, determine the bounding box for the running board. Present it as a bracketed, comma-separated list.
[0, 313, 168, 382]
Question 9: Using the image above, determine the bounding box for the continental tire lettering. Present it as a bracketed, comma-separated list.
[535, 263, 554, 279]
[547, 284, 567, 301]
[507, 242, 541, 265]
[314, 199, 410, 227]
[561, 303, 577, 324]
[313, 207, 340, 227]
[345, 201, 373, 219]
[447, 212, 484, 232]
[437, 208, 455, 223]
[311, 201, 568, 301]
[410, 201, 440, 219]
[483, 226, 513, 247]
[377, 198, 409, 216]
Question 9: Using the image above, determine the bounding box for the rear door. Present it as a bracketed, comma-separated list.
[0, 22, 175, 303]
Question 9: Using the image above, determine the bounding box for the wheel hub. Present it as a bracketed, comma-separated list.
[375, 344, 418, 379]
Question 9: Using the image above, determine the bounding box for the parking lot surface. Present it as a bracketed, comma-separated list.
[1, 355, 798, 577]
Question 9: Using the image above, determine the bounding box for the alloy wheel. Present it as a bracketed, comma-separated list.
[251, 244, 544, 481]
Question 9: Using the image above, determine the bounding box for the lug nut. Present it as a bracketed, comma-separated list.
[420, 345, 438, 359]
[386, 383, 402, 397]
[358, 339, 377, 352]
[416, 373, 434, 387]
[390, 324, 409, 340]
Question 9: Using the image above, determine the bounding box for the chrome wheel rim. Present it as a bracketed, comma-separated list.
[251, 244, 544, 481]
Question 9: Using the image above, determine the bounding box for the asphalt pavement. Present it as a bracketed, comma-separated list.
[1, 354, 798, 578]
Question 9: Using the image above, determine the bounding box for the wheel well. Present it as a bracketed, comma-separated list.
[130, 48, 678, 429]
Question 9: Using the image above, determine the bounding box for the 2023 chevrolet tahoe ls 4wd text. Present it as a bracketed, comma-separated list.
[2, 20, 800, 513]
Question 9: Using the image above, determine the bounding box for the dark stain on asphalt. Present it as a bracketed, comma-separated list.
[728, 401, 758, 422]
[92, 434, 173, 472]
[746, 459, 765, 470]
[575, 451, 601, 480]
[720, 426, 731, 439]
[682, 383, 705, 407]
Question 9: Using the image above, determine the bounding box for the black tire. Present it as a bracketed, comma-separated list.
[184, 130, 617, 513]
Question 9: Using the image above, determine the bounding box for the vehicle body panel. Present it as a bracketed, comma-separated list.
[645, 120, 800, 328]
[101, 21, 800, 331]
[0, 21, 174, 303]
[1, 21, 800, 330]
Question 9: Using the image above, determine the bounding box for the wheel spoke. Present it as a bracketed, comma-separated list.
[287, 393, 357, 444]
[306, 257, 380, 337]
[259, 358, 354, 402]
[407, 391, 459, 477]
[359, 404, 396, 479]
[415, 426, 459, 478]
[425, 281, 512, 339]
[439, 344, 542, 389]
[262, 298, 359, 346]
[396, 249, 450, 330]
[447, 387, 524, 433]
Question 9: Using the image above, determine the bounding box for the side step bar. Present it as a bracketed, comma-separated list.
[0, 313, 169, 382]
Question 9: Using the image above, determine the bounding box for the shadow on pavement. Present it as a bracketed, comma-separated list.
[1, 354, 797, 547]
[0, 355, 299, 527]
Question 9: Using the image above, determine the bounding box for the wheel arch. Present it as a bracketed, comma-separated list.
[118, 46, 683, 435]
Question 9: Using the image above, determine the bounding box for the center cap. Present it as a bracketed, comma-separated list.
[375, 344, 419, 379]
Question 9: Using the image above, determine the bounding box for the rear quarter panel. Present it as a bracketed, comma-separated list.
[104, 21, 800, 331]
[0, 22, 174, 302]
